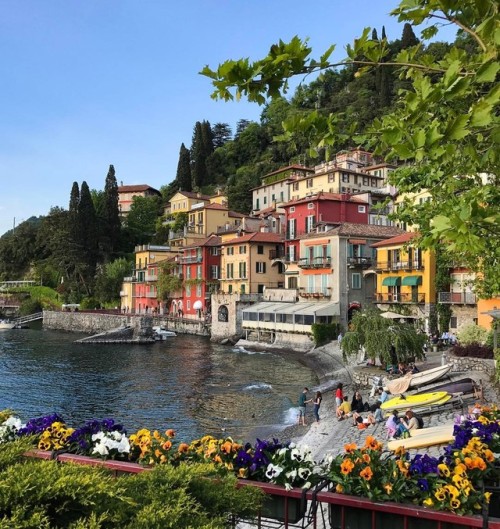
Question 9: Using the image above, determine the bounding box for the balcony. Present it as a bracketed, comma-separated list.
[145, 274, 158, 282]
[123, 276, 136, 283]
[145, 292, 157, 298]
[347, 256, 372, 268]
[376, 292, 426, 304]
[179, 255, 202, 264]
[376, 261, 424, 272]
[269, 248, 286, 260]
[298, 257, 332, 269]
[438, 291, 477, 304]
[299, 287, 331, 298]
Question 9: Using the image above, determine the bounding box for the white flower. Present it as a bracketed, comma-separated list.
[265, 463, 283, 480]
[302, 481, 311, 490]
[288, 442, 296, 449]
[92, 442, 109, 456]
[286, 469, 298, 481]
[298, 467, 311, 480]
[4, 417, 22, 429]
[285, 483, 293, 491]
[116, 435, 130, 454]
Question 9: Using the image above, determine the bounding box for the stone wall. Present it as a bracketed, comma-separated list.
[443, 352, 494, 374]
[43, 311, 131, 334]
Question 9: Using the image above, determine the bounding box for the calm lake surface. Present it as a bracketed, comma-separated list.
[0, 325, 317, 442]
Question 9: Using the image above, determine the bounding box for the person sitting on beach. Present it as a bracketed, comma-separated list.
[336, 396, 352, 420]
[334, 383, 344, 408]
[386, 410, 409, 440]
[353, 412, 376, 430]
[401, 410, 419, 431]
[351, 390, 365, 414]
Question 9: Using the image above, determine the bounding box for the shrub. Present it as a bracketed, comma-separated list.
[311, 323, 341, 346]
[451, 343, 494, 359]
[458, 323, 489, 345]
[19, 298, 43, 316]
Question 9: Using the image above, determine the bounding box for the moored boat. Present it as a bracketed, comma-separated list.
[0, 320, 16, 330]
[415, 377, 477, 396]
[152, 326, 176, 340]
[381, 391, 449, 412]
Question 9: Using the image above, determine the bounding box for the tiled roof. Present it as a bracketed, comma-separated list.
[224, 232, 284, 245]
[118, 185, 161, 194]
[371, 231, 419, 248]
[182, 234, 221, 249]
[264, 165, 313, 178]
[176, 190, 211, 200]
[299, 222, 405, 240]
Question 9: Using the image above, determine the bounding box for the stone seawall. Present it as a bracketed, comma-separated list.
[43, 311, 211, 337]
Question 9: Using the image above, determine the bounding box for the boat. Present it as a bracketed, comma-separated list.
[414, 377, 477, 396]
[152, 326, 176, 340]
[408, 364, 452, 388]
[0, 320, 16, 330]
[387, 424, 454, 451]
[380, 391, 449, 412]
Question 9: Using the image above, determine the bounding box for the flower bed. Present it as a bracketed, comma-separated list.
[1, 405, 499, 522]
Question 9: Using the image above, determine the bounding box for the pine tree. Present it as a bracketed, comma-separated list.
[401, 23, 419, 48]
[212, 122, 232, 149]
[102, 164, 121, 259]
[176, 143, 192, 191]
[69, 182, 80, 215]
[235, 119, 251, 138]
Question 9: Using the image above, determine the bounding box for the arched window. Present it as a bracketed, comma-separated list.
[218, 305, 229, 322]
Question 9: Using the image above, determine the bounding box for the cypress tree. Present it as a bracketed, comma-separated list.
[78, 181, 98, 268]
[69, 182, 80, 215]
[102, 164, 121, 258]
[381, 26, 387, 40]
[401, 23, 419, 48]
[176, 143, 192, 191]
[371, 28, 379, 41]
[191, 121, 209, 189]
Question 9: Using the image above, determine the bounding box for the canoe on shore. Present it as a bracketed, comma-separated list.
[381, 391, 448, 412]
[415, 377, 477, 396]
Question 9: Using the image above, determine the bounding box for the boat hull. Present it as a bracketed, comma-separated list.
[408, 364, 452, 388]
[415, 377, 476, 396]
[381, 391, 448, 412]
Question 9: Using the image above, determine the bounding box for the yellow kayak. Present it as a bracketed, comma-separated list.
[388, 425, 454, 451]
[381, 391, 448, 411]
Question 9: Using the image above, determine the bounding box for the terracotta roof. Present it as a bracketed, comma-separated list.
[223, 232, 284, 245]
[182, 234, 221, 250]
[118, 184, 161, 194]
[371, 231, 419, 248]
[299, 222, 405, 240]
[228, 211, 246, 218]
[203, 203, 229, 210]
[284, 192, 368, 207]
[263, 165, 313, 178]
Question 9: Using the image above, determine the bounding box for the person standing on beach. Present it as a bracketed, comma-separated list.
[298, 387, 311, 426]
[334, 383, 344, 408]
[312, 391, 322, 423]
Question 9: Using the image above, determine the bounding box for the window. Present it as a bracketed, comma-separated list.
[306, 215, 316, 233]
[371, 178, 377, 187]
[306, 178, 313, 188]
[239, 245, 246, 254]
[185, 285, 191, 296]
[255, 198, 260, 210]
[257, 284, 265, 294]
[363, 177, 369, 186]
[196, 284, 202, 297]
[293, 182, 299, 191]
[358, 205, 366, 213]
[328, 173, 334, 182]
[307, 202, 314, 209]
[210, 265, 219, 279]
[226, 247, 234, 255]
[352, 273, 361, 289]
[280, 191, 284, 201]
[239, 262, 247, 279]
[290, 206, 295, 213]
[450, 316, 457, 329]
[228, 284, 232, 293]
[257, 245, 264, 254]
[342, 173, 350, 183]
[288, 245, 295, 262]
[263, 196, 267, 204]
[256, 262, 266, 274]
[226, 263, 234, 279]
[197, 265, 202, 279]
[287, 218, 296, 239]
[272, 194, 275, 202]
[210, 247, 219, 256]
[187, 300, 191, 310]
[185, 267, 191, 279]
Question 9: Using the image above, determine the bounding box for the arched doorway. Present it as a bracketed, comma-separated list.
[347, 302, 361, 322]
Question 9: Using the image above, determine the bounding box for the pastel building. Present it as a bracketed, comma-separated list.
[118, 185, 162, 216]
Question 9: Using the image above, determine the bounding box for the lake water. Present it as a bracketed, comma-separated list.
[0, 326, 318, 443]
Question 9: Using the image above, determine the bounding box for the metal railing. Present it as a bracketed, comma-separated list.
[347, 256, 372, 267]
[298, 257, 332, 269]
[179, 256, 202, 264]
[299, 287, 331, 297]
[376, 261, 424, 271]
[438, 291, 477, 304]
[376, 292, 426, 303]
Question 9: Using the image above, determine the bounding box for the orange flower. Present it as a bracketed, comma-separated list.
[153, 430, 161, 441]
[221, 441, 233, 454]
[341, 459, 355, 475]
[162, 440, 173, 451]
[165, 429, 176, 438]
[364, 436, 381, 451]
[344, 443, 357, 453]
[335, 484, 344, 493]
[178, 442, 189, 453]
[360, 466, 373, 481]
[362, 453, 371, 464]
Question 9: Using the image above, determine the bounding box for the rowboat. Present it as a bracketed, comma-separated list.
[380, 391, 448, 412]
[0, 320, 16, 330]
[408, 364, 452, 388]
[414, 377, 476, 396]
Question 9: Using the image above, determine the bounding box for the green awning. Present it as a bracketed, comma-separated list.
[382, 276, 401, 286]
[402, 275, 422, 286]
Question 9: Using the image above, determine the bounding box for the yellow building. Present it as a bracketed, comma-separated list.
[372, 232, 435, 316]
[219, 232, 285, 294]
[165, 190, 211, 216]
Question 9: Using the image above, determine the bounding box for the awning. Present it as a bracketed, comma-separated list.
[382, 276, 401, 286]
[242, 301, 340, 317]
[401, 275, 422, 286]
[348, 239, 366, 245]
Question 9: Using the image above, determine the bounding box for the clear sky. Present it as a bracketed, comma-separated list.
[0, 1, 455, 237]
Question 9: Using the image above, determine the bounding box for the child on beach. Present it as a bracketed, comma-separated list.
[334, 383, 344, 408]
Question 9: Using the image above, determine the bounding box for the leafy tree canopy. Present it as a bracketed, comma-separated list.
[202, 0, 500, 296]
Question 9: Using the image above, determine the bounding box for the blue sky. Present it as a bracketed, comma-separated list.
[0, 1, 455, 237]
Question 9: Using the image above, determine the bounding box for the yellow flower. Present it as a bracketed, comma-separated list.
[435, 488, 446, 502]
[444, 484, 460, 499]
[238, 468, 248, 478]
[450, 499, 461, 510]
[153, 430, 161, 441]
[438, 464, 450, 477]
[454, 463, 467, 476]
[423, 498, 434, 507]
[335, 484, 344, 494]
[485, 492, 492, 503]
[383, 483, 393, 495]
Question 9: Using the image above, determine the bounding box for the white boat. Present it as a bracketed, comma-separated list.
[408, 364, 452, 388]
[152, 326, 176, 340]
[0, 320, 16, 330]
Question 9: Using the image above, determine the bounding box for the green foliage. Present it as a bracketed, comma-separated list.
[94, 258, 133, 305]
[311, 322, 341, 346]
[170, 212, 188, 232]
[18, 298, 43, 316]
[175, 143, 192, 192]
[495, 348, 500, 384]
[341, 309, 425, 364]
[125, 196, 163, 245]
[0, 450, 262, 529]
[458, 323, 489, 346]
